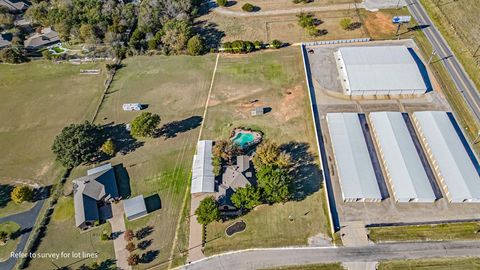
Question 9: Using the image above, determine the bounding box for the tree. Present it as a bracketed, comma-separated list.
[187, 35, 204, 56]
[212, 155, 222, 176]
[242, 3, 255, 12]
[52, 121, 102, 168]
[297, 12, 315, 28]
[161, 19, 192, 55]
[11, 185, 33, 204]
[130, 112, 161, 137]
[340, 18, 352, 30]
[253, 140, 291, 170]
[124, 229, 134, 241]
[231, 184, 261, 210]
[0, 47, 27, 64]
[100, 231, 109, 241]
[195, 196, 220, 225]
[129, 28, 146, 51]
[257, 165, 292, 204]
[213, 140, 242, 163]
[127, 254, 139, 266]
[0, 231, 8, 243]
[101, 139, 116, 157]
[126, 242, 135, 252]
[270, 40, 282, 49]
[217, 0, 227, 6]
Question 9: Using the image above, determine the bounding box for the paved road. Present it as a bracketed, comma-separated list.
[0, 200, 45, 270]
[406, 0, 480, 123]
[181, 241, 480, 270]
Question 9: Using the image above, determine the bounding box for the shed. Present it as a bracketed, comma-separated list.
[123, 195, 148, 221]
[122, 103, 143, 111]
[251, 107, 264, 116]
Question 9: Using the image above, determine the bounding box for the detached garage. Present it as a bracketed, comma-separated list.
[124, 195, 148, 221]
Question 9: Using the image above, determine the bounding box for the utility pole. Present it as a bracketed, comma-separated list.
[428, 49, 437, 65]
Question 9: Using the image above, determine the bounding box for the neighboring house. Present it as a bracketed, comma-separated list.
[73, 163, 120, 230]
[0, 0, 29, 12]
[24, 27, 60, 51]
[217, 155, 253, 214]
[0, 33, 12, 49]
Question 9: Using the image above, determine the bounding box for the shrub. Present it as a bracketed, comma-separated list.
[242, 3, 255, 12]
[195, 196, 220, 225]
[124, 230, 134, 241]
[11, 186, 33, 204]
[270, 40, 282, 49]
[126, 242, 135, 252]
[187, 35, 204, 56]
[127, 254, 139, 266]
[254, 40, 263, 49]
[340, 18, 353, 30]
[0, 47, 27, 64]
[101, 139, 116, 157]
[212, 155, 222, 176]
[217, 0, 227, 6]
[100, 231, 109, 241]
[0, 231, 8, 243]
[130, 112, 161, 137]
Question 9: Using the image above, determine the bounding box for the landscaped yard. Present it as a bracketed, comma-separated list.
[0, 61, 107, 188]
[378, 257, 480, 270]
[0, 221, 21, 261]
[64, 54, 217, 269]
[26, 196, 115, 269]
[368, 222, 480, 243]
[258, 263, 345, 270]
[203, 47, 330, 255]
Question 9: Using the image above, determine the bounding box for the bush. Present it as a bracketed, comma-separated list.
[127, 254, 139, 266]
[340, 18, 353, 30]
[101, 139, 116, 157]
[212, 155, 222, 176]
[0, 47, 27, 64]
[242, 3, 255, 12]
[124, 230, 134, 241]
[11, 186, 33, 204]
[126, 242, 135, 252]
[270, 40, 282, 49]
[130, 112, 161, 137]
[253, 40, 263, 49]
[187, 35, 204, 56]
[217, 0, 227, 6]
[100, 231, 109, 241]
[195, 196, 220, 225]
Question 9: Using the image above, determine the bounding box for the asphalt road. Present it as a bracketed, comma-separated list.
[181, 241, 480, 270]
[406, 0, 480, 123]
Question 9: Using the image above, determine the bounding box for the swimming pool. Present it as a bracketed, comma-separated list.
[232, 132, 255, 147]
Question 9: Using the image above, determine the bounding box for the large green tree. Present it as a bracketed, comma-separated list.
[231, 184, 261, 210]
[195, 196, 220, 225]
[257, 165, 292, 204]
[161, 19, 192, 54]
[52, 121, 102, 168]
[11, 185, 33, 204]
[130, 112, 161, 137]
[187, 35, 204, 56]
[252, 140, 292, 170]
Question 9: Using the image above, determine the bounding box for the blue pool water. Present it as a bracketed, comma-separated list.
[232, 132, 255, 147]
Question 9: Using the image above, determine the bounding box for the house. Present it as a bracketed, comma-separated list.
[73, 163, 120, 230]
[0, 33, 12, 49]
[217, 155, 253, 213]
[0, 0, 29, 12]
[24, 27, 60, 51]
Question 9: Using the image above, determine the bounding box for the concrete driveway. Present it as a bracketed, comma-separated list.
[109, 201, 132, 270]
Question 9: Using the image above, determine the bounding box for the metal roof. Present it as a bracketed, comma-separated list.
[326, 113, 382, 201]
[338, 46, 428, 92]
[413, 111, 480, 202]
[369, 112, 435, 202]
[123, 195, 147, 220]
[191, 140, 215, 194]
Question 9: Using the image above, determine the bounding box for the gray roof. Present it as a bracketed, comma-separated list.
[0, 34, 11, 49]
[413, 111, 480, 202]
[326, 113, 382, 201]
[236, 155, 250, 173]
[369, 112, 435, 202]
[24, 27, 60, 50]
[191, 140, 215, 194]
[338, 46, 427, 92]
[73, 163, 119, 227]
[0, 0, 28, 11]
[123, 195, 147, 220]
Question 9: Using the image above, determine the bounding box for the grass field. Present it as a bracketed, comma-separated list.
[196, 9, 366, 45]
[52, 196, 74, 222]
[368, 222, 480, 243]
[258, 263, 345, 270]
[203, 47, 330, 255]
[62, 54, 216, 269]
[378, 257, 480, 270]
[0, 221, 21, 261]
[223, 0, 356, 12]
[0, 61, 107, 186]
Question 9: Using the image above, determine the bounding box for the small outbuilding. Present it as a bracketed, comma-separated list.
[251, 107, 264, 116]
[122, 103, 143, 111]
[123, 195, 148, 221]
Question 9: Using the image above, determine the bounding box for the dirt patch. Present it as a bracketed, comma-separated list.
[364, 11, 396, 39]
[272, 85, 305, 122]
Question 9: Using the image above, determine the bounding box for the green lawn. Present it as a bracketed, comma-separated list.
[378, 257, 480, 270]
[0, 221, 21, 261]
[368, 222, 480, 243]
[26, 196, 115, 269]
[203, 47, 330, 255]
[258, 263, 345, 270]
[0, 61, 107, 188]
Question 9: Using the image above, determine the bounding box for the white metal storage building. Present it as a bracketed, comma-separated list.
[326, 113, 382, 202]
[335, 46, 428, 96]
[369, 112, 436, 202]
[191, 140, 215, 194]
[412, 111, 480, 203]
